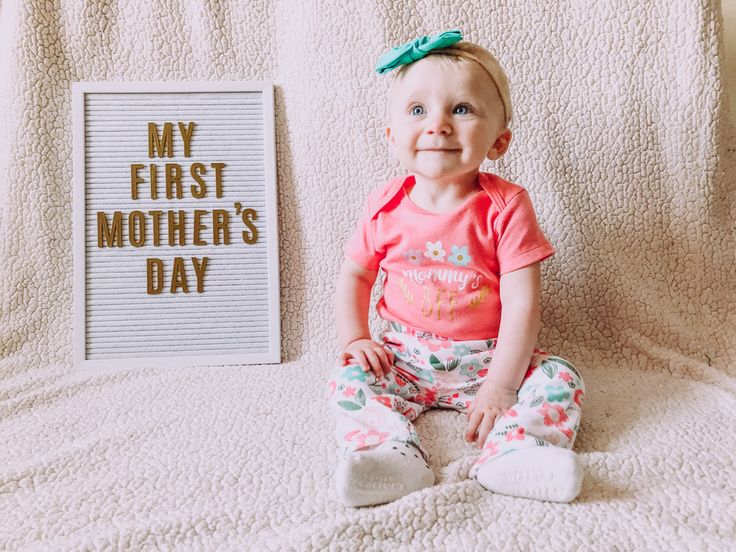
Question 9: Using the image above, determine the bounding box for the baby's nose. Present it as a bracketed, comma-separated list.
[426, 113, 452, 134]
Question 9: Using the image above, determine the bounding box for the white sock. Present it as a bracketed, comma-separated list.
[335, 442, 435, 507]
[476, 446, 583, 503]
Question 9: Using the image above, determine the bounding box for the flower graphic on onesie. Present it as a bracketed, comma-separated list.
[424, 241, 446, 262]
[404, 249, 424, 265]
[448, 245, 472, 267]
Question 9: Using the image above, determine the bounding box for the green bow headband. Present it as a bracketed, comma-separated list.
[375, 30, 463, 74]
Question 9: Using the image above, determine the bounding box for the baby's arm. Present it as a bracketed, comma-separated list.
[465, 262, 542, 447]
[334, 257, 394, 378]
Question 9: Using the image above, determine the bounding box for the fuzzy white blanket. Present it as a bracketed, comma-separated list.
[1, 0, 735, 549]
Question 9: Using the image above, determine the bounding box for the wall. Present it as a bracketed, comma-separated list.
[724, 0, 736, 123]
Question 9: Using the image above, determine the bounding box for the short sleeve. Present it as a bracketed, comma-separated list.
[344, 197, 383, 271]
[494, 190, 555, 275]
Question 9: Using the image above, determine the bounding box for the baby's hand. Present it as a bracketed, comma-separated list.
[338, 338, 395, 379]
[465, 383, 518, 449]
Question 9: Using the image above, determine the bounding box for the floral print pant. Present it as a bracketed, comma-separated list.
[326, 321, 585, 480]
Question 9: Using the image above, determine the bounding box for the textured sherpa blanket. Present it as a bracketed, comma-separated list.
[1, 0, 736, 550]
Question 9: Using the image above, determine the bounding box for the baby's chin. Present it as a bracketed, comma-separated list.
[406, 159, 480, 182]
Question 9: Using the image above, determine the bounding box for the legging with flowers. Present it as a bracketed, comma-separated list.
[326, 321, 585, 480]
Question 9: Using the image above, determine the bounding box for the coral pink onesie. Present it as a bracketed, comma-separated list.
[344, 172, 555, 340]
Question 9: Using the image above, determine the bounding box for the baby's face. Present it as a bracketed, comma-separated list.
[386, 57, 509, 183]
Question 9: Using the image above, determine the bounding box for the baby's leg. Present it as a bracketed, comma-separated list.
[471, 355, 586, 502]
[326, 360, 435, 507]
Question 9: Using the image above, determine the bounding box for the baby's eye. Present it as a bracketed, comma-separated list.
[453, 104, 472, 115]
[410, 105, 425, 116]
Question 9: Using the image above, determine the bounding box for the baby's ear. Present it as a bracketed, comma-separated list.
[487, 128, 512, 161]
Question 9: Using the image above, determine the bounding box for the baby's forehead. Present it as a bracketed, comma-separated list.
[389, 58, 495, 101]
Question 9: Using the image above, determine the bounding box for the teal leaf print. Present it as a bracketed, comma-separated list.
[337, 400, 363, 411]
[429, 354, 445, 370]
[541, 360, 558, 379]
[355, 389, 366, 407]
[389, 320, 402, 332]
[446, 358, 461, 371]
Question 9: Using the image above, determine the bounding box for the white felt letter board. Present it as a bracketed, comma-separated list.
[73, 81, 280, 369]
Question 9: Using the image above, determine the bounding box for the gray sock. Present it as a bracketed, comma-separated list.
[335, 442, 435, 507]
[476, 446, 583, 503]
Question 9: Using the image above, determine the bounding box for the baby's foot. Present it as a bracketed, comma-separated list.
[475, 446, 583, 503]
[335, 442, 435, 507]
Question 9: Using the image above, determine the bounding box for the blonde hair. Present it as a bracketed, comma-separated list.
[392, 41, 512, 126]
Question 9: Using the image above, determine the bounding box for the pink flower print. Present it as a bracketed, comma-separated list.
[503, 408, 518, 419]
[343, 386, 356, 398]
[477, 368, 488, 378]
[505, 427, 525, 441]
[372, 396, 392, 408]
[416, 335, 451, 352]
[343, 429, 361, 443]
[559, 371, 573, 383]
[327, 380, 336, 398]
[477, 440, 500, 464]
[415, 387, 438, 406]
[344, 429, 390, 449]
[404, 249, 424, 265]
[574, 389, 584, 407]
[538, 402, 569, 427]
[559, 428, 574, 440]
[384, 338, 406, 353]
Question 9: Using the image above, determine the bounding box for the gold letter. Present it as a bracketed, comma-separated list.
[213, 209, 230, 245]
[149, 210, 163, 246]
[149, 164, 158, 199]
[448, 290, 457, 321]
[97, 211, 123, 248]
[178, 122, 195, 157]
[130, 164, 144, 199]
[148, 122, 173, 158]
[241, 208, 258, 244]
[147, 258, 164, 294]
[421, 286, 433, 317]
[435, 287, 445, 320]
[165, 163, 183, 199]
[167, 210, 186, 246]
[212, 162, 225, 198]
[193, 209, 208, 246]
[190, 162, 206, 198]
[170, 256, 189, 293]
[192, 257, 208, 293]
[128, 210, 146, 247]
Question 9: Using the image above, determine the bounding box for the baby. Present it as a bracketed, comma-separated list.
[326, 30, 586, 507]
